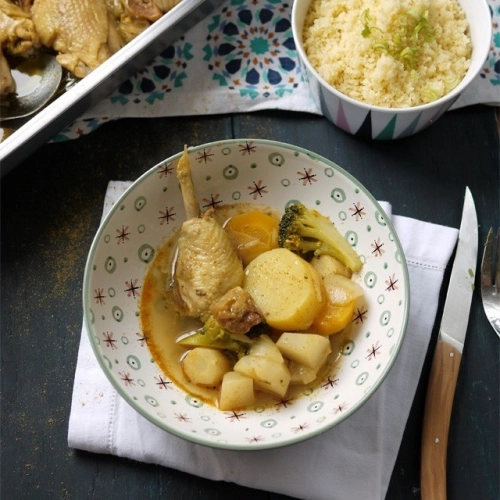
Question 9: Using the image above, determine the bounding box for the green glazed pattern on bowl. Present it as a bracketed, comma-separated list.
[83, 139, 409, 450]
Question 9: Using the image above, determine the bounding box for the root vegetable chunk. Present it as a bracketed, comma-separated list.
[311, 254, 352, 279]
[276, 333, 331, 371]
[243, 248, 323, 330]
[288, 360, 319, 385]
[219, 371, 255, 410]
[181, 347, 232, 387]
[322, 274, 363, 305]
[235, 335, 287, 393]
[312, 300, 355, 335]
[224, 210, 279, 266]
[248, 334, 284, 363]
[311, 273, 362, 335]
[234, 356, 290, 398]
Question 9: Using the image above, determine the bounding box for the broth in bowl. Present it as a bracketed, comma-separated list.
[140, 198, 360, 411]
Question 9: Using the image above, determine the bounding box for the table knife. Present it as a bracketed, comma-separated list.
[421, 187, 478, 500]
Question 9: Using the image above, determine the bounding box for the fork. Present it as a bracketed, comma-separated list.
[481, 228, 500, 336]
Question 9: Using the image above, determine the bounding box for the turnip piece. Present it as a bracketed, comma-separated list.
[311, 254, 352, 278]
[181, 347, 232, 387]
[234, 353, 290, 398]
[219, 371, 255, 411]
[276, 333, 331, 371]
[288, 360, 319, 385]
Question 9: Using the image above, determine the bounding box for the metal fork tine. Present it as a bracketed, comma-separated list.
[495, 228, 500, 291]
[481, 228, 493, 286]
[481, 227, 500, 336]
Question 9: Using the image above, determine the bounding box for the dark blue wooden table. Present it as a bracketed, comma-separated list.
[1, 105, 499, 499]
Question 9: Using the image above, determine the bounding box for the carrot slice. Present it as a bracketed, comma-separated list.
[225, 211, 279, 265]
[311, 300, 355, 335]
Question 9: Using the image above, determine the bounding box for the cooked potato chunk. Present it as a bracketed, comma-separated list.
[243, 248, 324, 330]
[276, 333, 331, 371]
[181, 347, 232, 387]
[234, 353, 290, 398]
[219, 371, 255, 411]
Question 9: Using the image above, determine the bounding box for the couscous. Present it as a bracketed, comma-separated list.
[302, 0, 472, 107]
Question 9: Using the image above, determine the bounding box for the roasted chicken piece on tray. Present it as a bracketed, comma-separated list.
[32, 0, 124, 79]
[0, 46, 16, 94]
[31, 0, 181, 78]
[171, 147, 245, 320]
[0, 0, 39, 57]
[0, 0, 181, 90]
[0, 0, 40, 95]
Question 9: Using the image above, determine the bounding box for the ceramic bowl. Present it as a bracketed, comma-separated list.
[83, 139, 409, 450]
[292, 0, 492, 139]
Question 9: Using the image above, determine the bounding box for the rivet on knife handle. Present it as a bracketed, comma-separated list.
[421, 340, 462, 500]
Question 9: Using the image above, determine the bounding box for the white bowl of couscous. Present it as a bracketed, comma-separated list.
[292, 0, 492, 139]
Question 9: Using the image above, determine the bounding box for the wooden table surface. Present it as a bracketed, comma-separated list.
[1, 105, 499, 499]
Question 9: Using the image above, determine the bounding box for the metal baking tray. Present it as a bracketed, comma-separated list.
[0, 0, 224, 177]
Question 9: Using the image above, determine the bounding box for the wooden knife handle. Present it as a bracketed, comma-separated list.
[421, 340, 462, 500]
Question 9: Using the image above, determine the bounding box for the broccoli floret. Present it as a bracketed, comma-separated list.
[278, 203, 363, 272]
[176, 316, 251, 358]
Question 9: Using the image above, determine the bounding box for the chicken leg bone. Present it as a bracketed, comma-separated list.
[172, 146, 245, 320]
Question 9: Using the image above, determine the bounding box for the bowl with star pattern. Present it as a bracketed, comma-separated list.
[83, 138, 409, 450]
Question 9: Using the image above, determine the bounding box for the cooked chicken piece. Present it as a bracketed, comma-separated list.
[172, 147, 245, 319]
[106, 13, 128, 52]
[0, 0, 40, 95]
[14, 0, 33, 10]
[115, 13, 150, 44]
[101, 0, 145, 47]
[0, 0, 39, 57]
[209, 286, 263, 334]
[32, 0, 115, 78]
[153, 0, 180, 11]
[173, 209, 245, 319]
[177, 145, 201, 219]
[0, 46, 16, 95]
[0, 0, 182, 85]
[124, 0, 162, 21]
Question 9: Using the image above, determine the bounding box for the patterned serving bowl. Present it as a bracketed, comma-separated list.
[292, 0, 492, 139]
[83, 139, 409, 450]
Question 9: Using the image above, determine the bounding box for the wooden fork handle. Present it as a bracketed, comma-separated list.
[421, 340, 462, 500]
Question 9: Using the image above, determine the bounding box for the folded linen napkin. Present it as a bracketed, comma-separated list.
[68, 180, 459, 500]
[54, 0, 500, 141]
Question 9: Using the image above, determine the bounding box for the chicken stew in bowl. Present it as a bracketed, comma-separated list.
[140, 149, 365, 410]
[84, 139, 409, 449]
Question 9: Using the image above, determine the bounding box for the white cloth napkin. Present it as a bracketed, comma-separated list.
[68, 181, 458, 500]
[55, 0, 499, 141]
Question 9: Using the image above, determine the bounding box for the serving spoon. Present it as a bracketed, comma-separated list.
[0, 53, 62, 122]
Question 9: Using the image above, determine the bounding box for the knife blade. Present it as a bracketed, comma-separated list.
[421, 186, 478, 500]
